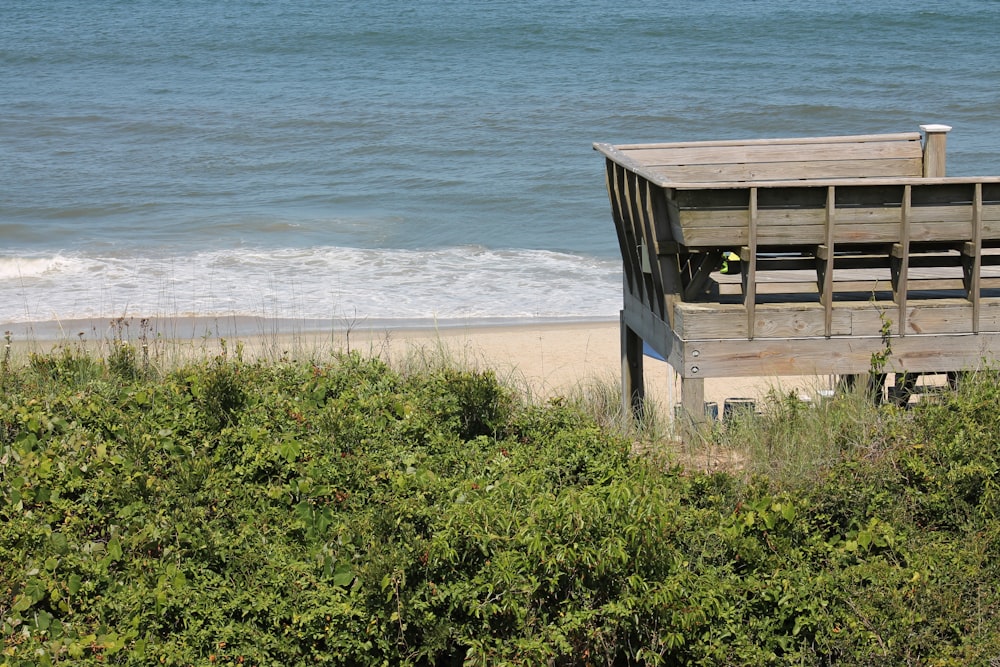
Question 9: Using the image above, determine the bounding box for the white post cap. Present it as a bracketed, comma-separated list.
[920, 124, 953, 133]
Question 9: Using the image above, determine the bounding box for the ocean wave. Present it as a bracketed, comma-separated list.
[0, 255, 88, 280]
[0, 246, 622, 324]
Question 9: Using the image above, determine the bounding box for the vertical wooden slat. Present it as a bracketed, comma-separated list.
[894, 185, 912, 335]
[624, 172, 653, 311]
[969, 183, 983, 333]
[743, 188, 758, 339]
[618, 166, 647, 306]
[637, 180, 665, 320]
[649, 185, 682, 328]
[606, 160, 646, 420]
[821, 186, 836, 337]
[606, 161, 640, 301]
[638, 186, 656, 315]
[621, 170, 639, 298]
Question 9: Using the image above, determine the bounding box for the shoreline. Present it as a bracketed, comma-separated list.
[0, 314, 619, 343]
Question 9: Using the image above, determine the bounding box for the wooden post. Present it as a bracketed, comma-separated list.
[920, 124, 952, 177]
[680, 377, 706, 423]
[620, 311, 645, 419]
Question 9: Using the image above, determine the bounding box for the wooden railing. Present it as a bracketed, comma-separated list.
[596, 125, 1000, 419]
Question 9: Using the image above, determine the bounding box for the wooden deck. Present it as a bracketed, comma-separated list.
[595, 125, 1000, 419]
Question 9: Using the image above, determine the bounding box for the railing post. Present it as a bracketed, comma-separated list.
[920, 124, 952, 177]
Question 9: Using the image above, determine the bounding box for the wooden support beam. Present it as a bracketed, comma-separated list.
[682, 251, 722, 301]
[686, 332, 1000, 378]
[680, 377, 706, 424]
[620, 311, 645, 420]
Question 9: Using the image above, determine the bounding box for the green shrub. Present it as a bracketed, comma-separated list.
[2, 351, 1000, 665]
[28, 345, 104, 386]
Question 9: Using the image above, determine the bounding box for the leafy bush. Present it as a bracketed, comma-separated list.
[2, 349, 1000, 665]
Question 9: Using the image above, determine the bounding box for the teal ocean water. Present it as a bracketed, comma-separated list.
[2, 0, 999, 329]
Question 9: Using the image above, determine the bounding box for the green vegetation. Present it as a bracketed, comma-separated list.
[2, 341, 1000, 665]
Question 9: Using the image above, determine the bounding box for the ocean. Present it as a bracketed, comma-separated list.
[2, 0, 999, 335]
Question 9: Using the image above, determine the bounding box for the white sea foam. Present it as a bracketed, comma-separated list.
[0, 246, 622, 325]
[0, 255, 87, 280]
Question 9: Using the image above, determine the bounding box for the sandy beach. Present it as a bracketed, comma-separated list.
[341, 321, 835, 412]
[5, 316, 835, 416]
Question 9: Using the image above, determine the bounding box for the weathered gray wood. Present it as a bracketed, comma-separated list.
[671, 201, 1000, 248]
[621, 311, 645, 419]
[606, 161, 642, 302]
[674, 298, 1000, 340]
[650, 174, 1000, 192]
[893, 186, 913, 333]
[682, 252, 723, 301]
[627, 176, 658, 318]
[648, 182, 683, 328]
[674, 302, 853, 339]
[680, 377, 706, 423]
[598, 126, 1000, 417]
[822, 186, 836, 336]
[637, 179, 666, 322]
[626, 139, 922, 167]
[965, 184, 984, 332]
[745, 189, 758, 338]
[601, 132, 923, 151]
[626, 137, 924, 183]
[920, 124, 951, 178]
[622, 291, 685, 371]
[680, 332, 1000, 378]
[650, 159, 923, 183]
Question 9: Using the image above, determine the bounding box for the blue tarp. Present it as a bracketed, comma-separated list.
[642, 342, 666, 362]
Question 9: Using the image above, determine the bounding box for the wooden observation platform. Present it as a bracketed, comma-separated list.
[595, 125, 1000, 419]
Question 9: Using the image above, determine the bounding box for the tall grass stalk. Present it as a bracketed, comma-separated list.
[562, 372, 932, 487]
[696, 379, 933, 488]
[563, 372, 680, 463]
